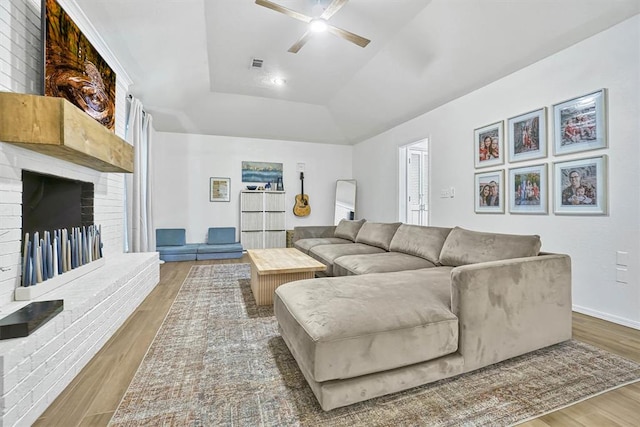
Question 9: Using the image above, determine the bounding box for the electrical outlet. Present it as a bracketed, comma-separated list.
[297, 163, 305, 172]
[450, 187, 455, 198]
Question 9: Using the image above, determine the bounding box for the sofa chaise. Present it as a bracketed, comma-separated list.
[274, 220, 572, 411]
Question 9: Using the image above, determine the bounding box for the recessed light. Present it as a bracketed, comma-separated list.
[272, 77, 286, 86]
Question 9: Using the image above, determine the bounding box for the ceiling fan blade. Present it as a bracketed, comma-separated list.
[327, 25, 370, 48]
[288, 30, 314, 53]
[320, 0, 349, 20]
[255, 0, 312, 23]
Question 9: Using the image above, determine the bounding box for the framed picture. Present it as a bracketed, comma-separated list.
[44, 0, 116, 132]
[553, 89, 607, 155]
[474, 122, 504, 168]
[508, 164, 547, 214]
[241, 161, 283, 184]
[508, 108, 547, 163]
[553, 156, 607, 215]
[475, 170, 504, 213]
[210, 177, 230, 202]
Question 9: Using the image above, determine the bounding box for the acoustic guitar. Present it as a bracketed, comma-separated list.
[293, 172, 311, 217]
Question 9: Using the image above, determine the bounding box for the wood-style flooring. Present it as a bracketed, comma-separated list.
[35, 256, 640, 426]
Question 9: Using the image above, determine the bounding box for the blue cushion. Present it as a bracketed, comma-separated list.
[196, 251, 243, 260]
[197, 243, 243, 254]
[208, 227, 237, 244]
[157, 244, 199, 255]
[160, 253, 197, 262]
[156, 229, 186, 247]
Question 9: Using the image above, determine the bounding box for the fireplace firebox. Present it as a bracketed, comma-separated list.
[21, 170, 94, 237]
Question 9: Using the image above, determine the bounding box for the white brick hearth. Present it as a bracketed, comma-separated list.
[0, 1, 157, 425]
[0, 252, 159, 426]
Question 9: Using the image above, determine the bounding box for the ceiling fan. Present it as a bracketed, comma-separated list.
[255, 0, 370, 53]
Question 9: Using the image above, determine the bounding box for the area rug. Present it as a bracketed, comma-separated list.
[109, 264, 640, 426]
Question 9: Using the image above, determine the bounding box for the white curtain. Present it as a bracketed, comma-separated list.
[124, 96, 155, 252]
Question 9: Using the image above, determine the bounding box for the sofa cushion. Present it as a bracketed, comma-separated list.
[207, 227, 236, 244]
[333, 252, 437, 276]
[156, 228, 186, 247]
[274, 268, 458, 382]
[197, 243, 243, 254]
[157, 244, 199, 255]
[439, 226, 542, 267]
[293, 237, 352, 254]
[389, 224, 452, 264]
[309, 243, 385, 276]
[333, 219, 366, 242]
[354, 222, 402, 250]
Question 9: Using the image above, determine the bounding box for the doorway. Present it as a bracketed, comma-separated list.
[399, 139, 429, 225]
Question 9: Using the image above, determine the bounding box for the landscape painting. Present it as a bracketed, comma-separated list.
[241, 161, 283, 184]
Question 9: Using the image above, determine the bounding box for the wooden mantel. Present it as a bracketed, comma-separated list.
[0, 92, 134, 173]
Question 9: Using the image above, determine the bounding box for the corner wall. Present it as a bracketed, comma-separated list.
[152, 132, 353, 243]
[353, 16, 640, 328]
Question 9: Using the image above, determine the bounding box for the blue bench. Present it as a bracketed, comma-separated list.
[156, 228, 198, 261]
[155, 228, 244, 262]
[197, 227, 243, 260]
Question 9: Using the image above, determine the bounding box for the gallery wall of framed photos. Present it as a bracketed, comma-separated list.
[474, 88, 608, 216]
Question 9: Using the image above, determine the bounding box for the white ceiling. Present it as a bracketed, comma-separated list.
[75, 0, 640, 145]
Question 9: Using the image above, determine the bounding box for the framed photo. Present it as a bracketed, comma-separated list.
[475, 170, 504, 213]
[508, 164, 547, 214]
[210, 177, 230, 202]
[553, 156, 607, 215]
[508, 108, 547, 163]
[474, 122, 504, 168]
[553, 89, 607, 155]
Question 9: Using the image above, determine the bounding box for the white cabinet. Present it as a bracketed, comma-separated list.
[241, 191, 286, 249]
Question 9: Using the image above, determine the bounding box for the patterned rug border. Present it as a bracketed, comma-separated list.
[110, 264, 640, 426]
[109, 264, 202, 421]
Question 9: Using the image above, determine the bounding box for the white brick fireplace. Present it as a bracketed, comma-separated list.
[0, 1, 159, 425]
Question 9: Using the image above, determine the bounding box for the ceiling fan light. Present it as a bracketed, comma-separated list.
[309, 18, 328, 33]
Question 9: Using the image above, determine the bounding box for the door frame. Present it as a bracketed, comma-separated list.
[398, 138, 429, 225]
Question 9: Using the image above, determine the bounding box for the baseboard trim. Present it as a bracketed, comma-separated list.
[573, 305, 640, 330]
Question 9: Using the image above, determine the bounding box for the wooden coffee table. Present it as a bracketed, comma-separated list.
[247, 248, 327, 306]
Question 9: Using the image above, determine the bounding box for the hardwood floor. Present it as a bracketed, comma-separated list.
[35, 257, 640, 426]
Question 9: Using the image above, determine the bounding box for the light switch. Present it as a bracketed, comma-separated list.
[616, 268, 628, 284]
[616, 251, 628, 266]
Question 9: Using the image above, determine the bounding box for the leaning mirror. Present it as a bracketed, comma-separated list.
[334, 179, 357, 225]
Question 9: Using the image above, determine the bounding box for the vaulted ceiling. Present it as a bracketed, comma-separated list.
[75, 0, 640, 144]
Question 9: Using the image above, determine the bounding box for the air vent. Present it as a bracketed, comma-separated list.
[251, 58, 264, 69]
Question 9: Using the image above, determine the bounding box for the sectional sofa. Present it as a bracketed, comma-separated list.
[274, 220, 572, 411]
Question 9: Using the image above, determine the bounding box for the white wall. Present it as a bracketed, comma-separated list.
[353, 16, 640, 329]
[0, 0, 130, 306]
[152, 132, 353, 243]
